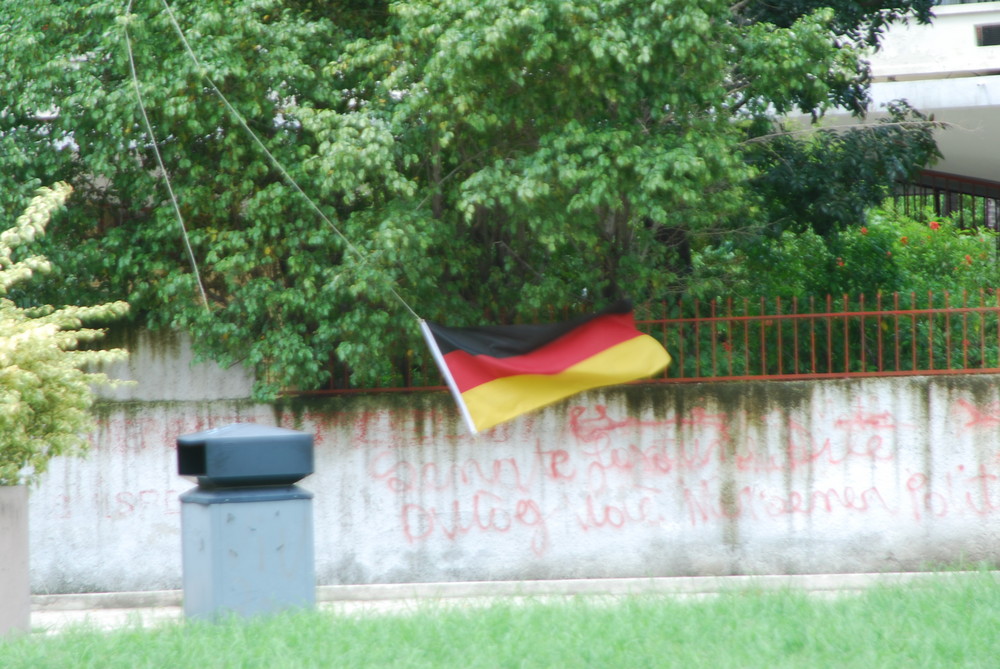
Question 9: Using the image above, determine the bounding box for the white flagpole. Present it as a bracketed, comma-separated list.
[419, 320, 479, 435]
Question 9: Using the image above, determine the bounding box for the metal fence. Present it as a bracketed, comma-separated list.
[645, 290, 1000, 383]
[894, 170, 1000, 235]
[305, 289, 1000, 394]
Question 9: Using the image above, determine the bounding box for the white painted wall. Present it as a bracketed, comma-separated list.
[95, 329, 255, 402]
[871, 2, 1000, 80]
[844, 2, 1000, 183]
[791, 2, 1000, 183]
[26, 332, 1000, 592]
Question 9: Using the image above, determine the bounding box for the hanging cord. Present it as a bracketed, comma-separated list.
[123, 1, 210, 310]
[147, 0, 421, 321]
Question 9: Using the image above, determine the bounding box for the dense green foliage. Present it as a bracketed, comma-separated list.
[0, 184, 127, 486]
[745, 0, 934, 113]
[692, 203, 1000, 301]
[2, 573, 999, 668]
[0, 0, 940, 397]
[746, 102, 940, 238]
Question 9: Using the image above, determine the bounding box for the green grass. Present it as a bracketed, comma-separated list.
[3, 573, 999, 668]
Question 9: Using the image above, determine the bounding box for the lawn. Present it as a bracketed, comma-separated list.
[2, 572, 998, 668]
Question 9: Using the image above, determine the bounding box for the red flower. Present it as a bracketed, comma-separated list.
[860, 226, 869, 235]
[836, 257, 845, 267]
[900, 236, 909, 245]
[965, 254, 973, 265]
[929, 221, 941, 230]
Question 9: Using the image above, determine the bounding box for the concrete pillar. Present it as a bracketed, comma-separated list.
[0, 486, 30, 636]
[181, 486, 315, 620]
[176, 424, 316, 621]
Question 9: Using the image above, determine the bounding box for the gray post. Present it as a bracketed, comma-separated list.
[0, 485, 30, 637]
[177, 424, 315, 621]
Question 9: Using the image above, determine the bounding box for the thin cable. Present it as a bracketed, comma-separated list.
[155, 0, 421, 321]
[123, 0, 210, 310]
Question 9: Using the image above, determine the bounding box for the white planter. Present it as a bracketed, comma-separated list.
[0, 486, 30, 636]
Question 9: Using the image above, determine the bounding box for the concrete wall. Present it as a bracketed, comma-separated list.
[1, 486, 30, 634]
[810, 1, 1000, 184]
[872, 2, 1000, 80]
[27, 332, 1000, 593]
[868, 1, 1000, 183]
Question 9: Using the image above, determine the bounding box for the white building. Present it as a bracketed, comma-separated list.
[856, 1, 1000, 221]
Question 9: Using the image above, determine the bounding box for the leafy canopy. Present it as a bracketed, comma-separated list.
[0, 0, 939, 397]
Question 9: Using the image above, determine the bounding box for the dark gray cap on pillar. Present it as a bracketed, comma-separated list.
[177, 423, 314, 488]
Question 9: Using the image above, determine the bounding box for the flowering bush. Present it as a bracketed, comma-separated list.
[827, 203, 1000, 297]
[679, 200, 1000, 378]
[1, 184, 128, 486]
[883, 208, 998, 295]
[690, 200, 1000, 302]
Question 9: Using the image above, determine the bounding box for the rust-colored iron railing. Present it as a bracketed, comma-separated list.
[895, 170, 1000, 234]
[642, 290, 1000, 383]
[304, 290, 1000, 394]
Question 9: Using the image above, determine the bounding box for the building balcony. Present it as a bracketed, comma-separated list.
[862, 1, 1000, 184]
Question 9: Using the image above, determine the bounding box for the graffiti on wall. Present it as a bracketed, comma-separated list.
[46, 394, 1000, 560]
[368, 399, 1000, 556]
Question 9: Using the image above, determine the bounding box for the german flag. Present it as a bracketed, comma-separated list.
[420, 301, 671, 434]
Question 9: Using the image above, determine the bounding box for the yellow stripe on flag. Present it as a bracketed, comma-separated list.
[461, 334, 671, 432]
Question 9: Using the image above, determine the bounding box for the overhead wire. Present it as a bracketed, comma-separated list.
[126, 0, 421, 321]
[123, 0, 210, 310]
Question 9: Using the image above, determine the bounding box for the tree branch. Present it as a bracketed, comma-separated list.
[740, 119, 949, 146]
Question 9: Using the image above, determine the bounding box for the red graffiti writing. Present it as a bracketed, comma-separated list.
[370, 398, 1000, 556]
[402, 493, 549, 555]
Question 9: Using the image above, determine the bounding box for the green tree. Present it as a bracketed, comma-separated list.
[743, 0, 934, 113]
[0, 0, 939, 396]
[0, 183, 128, 486]
[746, 102, 942, 238]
